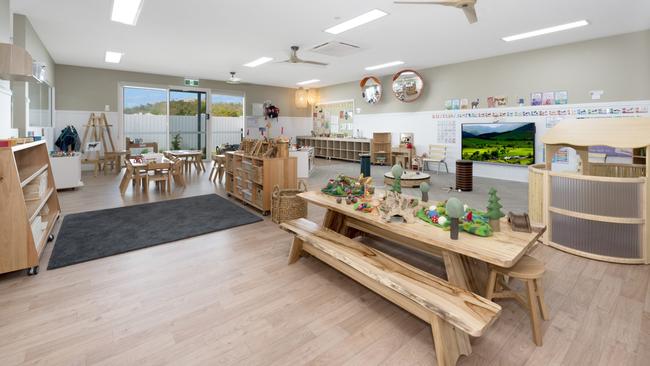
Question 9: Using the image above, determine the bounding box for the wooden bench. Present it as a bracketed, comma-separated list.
[280, 218, 501, 366]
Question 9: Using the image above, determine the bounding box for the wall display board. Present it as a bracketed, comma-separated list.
[436, 120, 456, 144]
[312, 100, 354, 137]
[349, 101, 650, 182]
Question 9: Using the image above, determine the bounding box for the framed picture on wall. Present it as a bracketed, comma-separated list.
[542, 92, 555, 105]
[531, 92, 542, 106]
[495, 96, 508, 107]
[555, 91, 568, 104]
[452, 99, 460, 110]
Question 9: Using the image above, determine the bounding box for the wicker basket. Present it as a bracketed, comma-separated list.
[272, 180, 308, 224]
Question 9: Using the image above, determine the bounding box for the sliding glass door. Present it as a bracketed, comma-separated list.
[123, 86, 168, 151]
[169, 90, 207, 158]
[210, 93, 244, 150]
[122, 85, 244, 158]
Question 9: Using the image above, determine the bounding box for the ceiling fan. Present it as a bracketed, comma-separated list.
[394, 0, 478, 24]
[226, 71, 242, 84]
[278, 46, 328, 67]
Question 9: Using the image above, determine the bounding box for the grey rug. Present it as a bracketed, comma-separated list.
[47, 194, 262, 269]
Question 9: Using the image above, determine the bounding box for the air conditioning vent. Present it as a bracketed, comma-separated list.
[309, 41, 362, 57]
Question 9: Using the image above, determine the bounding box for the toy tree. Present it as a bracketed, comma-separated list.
[420, 182, 430, 202]
[486, 188, 505, 231]
[390, 164, 403, 194]
[446, 197, 463, 240]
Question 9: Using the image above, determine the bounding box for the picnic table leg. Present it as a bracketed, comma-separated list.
[322, 210, 362, 238]
[442, 251, 487, 296]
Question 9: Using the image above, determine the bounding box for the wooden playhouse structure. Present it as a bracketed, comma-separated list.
[528, 117, 649, 264]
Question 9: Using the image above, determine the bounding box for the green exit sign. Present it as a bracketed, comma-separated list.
[184, 78, 199, 87]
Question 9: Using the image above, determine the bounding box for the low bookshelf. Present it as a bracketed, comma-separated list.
[225, 152, 297, 215]
[0, 140, 61, 275]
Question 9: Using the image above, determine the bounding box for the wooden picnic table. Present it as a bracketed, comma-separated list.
[298, 190, 545, 295]
[163, 150, 205, 173]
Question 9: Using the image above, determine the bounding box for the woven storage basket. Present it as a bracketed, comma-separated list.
[272, 180, 308, 224]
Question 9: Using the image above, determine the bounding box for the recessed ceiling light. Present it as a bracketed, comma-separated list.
[297, 79, 320, 86]
[365, 61, 404, 71]
[325, 9, 388, 35]
[243, 57, 273, 68]
[105, 51, 123, 63]
[502, 20, 589, 42]
[111, 0, 144, 26]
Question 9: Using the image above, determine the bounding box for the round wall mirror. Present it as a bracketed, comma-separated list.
[360, 76, 382, 104]
[391, 69, 424, 103]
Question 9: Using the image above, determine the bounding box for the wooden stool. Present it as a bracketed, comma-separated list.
[484, 254, 549, 346]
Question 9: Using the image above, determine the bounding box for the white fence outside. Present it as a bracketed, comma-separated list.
[124, 114, 242, 152]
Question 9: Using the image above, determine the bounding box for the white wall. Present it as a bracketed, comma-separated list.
[345, 100, 650, 182]
[245, 116, 313, 142]
[0, 82, 14, 138]
[0, 0, 12, 138]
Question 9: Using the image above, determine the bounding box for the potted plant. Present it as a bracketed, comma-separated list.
[171, 132, 182, 150]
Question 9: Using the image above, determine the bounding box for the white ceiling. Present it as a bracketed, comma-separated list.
[11, 0, 650, 88]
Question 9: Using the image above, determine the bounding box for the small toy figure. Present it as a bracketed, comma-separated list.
[420, 182, 430, 202]
[486, 188, 505, 231]
[336, 197, 342, 204]
[466, 211, 473, 222]
[446, 197, 464, 240]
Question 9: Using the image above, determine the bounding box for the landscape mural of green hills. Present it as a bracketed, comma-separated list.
[461, 123, 536, 165]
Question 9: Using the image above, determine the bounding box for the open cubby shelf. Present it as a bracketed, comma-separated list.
[225, 151, 297, 215]
[297, 137, 371, 163]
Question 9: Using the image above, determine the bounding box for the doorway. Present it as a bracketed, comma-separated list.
[169, 89, 208, 158]
[209, 92, 244, 151]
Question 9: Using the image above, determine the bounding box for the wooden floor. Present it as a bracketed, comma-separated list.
[1, 162, 649, 365]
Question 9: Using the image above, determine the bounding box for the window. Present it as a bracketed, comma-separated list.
[28, 82, 53, 127]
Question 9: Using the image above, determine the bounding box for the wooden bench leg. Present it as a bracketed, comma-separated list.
[430, 315, 471, 366]
[535, 278, 549, 321]
[442, 252, 473, 291]
[288, 237, 304, 264]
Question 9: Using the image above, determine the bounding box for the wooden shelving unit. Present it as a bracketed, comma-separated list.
[633, 147, 646, 165]
[296, 136, 371, 162]
[371, 132, 392, 165]
[225, 152, 297, 215]
[0, 140, 61, 275]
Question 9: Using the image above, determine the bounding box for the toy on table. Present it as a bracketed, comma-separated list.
[378, 164, 418, 223]
[446, 198, 464, 240]
[416, 200, 493, 237]
[486, 187, 506, 232]
[354, 202, 374, 213]
[321, 174, 367, 197]
[420, 182, 430, 202]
